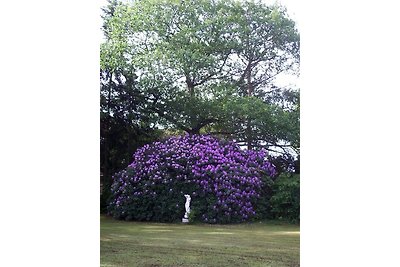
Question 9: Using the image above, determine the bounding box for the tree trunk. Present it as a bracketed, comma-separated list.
[185, 75, 195, 97]
[246, 65, 253, 150]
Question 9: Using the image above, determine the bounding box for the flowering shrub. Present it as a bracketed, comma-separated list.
[108, 134, 276, 223]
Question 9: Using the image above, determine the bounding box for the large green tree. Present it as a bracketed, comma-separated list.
[101, 0, 299, 157]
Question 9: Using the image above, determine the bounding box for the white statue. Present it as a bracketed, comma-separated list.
[182, 194, 191, 223]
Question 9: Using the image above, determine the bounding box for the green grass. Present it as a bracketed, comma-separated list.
[101, 215, 299, 267]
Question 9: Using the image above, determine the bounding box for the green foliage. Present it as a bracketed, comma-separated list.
[100, 186, 111, 214]
[100, 0, 300, 157]
[188, 207, 197, 223]
[252, 173, 275, 221]
[269, 173, 300, 222]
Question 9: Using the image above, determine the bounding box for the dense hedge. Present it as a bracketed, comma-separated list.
[270, 173, 300, 223]
[108, 134, 276, 223]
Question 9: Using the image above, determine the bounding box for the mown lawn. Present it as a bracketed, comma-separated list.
[101, 215, 299, 267]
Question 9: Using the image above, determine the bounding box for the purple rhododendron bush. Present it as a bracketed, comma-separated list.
[108, 134, 276, 223]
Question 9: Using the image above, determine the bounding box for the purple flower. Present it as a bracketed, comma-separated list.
[108, 134, 275, 223]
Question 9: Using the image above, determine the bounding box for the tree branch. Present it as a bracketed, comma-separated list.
[148, 106, 192, 133]
[190, 118, 219, 134]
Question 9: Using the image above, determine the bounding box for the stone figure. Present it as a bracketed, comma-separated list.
[182, 194, 191, 223]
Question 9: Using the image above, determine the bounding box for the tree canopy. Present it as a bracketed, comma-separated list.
[100, 0, 300, 189]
